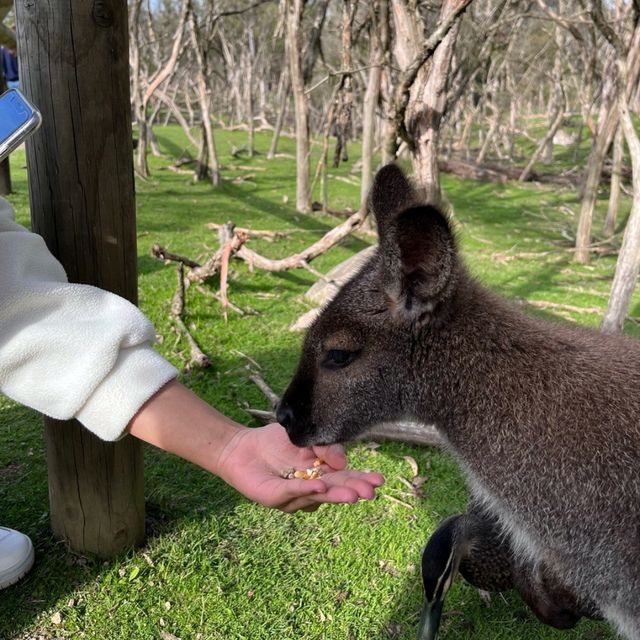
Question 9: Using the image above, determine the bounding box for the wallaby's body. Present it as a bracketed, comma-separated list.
[277, 165, 640, 639]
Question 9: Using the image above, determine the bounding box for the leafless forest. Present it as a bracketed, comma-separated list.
[126, 0, 640, 334]
[2, 1, 639, 331]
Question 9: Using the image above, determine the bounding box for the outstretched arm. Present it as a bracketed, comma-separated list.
[127, 380, 384, 512]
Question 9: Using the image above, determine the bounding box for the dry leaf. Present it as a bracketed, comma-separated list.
[160, 632, 182, 640]
[378, 560, 401, 578]
[51, 612, 62, 625]
[412, 475, 429, 489]
[402, 456, 419, 477]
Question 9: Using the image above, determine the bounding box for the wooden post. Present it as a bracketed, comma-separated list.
[0, 0, 12, 196]
[0, 64, 11, 196]
[15, 1, 145, 557]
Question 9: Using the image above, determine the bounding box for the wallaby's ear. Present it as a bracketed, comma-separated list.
[380, 205, 457, 324]
[369, 164, 418, 234]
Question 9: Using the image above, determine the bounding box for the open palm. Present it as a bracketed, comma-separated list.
[217, 423, 384, 512]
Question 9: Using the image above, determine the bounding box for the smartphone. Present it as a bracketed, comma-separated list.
[0, 89, 42, 162]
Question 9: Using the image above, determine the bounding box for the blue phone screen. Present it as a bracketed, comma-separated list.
[0, 91, 33, 143]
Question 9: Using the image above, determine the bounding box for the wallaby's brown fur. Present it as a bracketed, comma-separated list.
[277, 165, 640, 639]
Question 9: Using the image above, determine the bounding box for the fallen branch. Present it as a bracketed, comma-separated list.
[169, 264, 211, 369]
[218, 223, 235, 322]
[152, 244, 200, 269]
[248, 373, 280, 409]
[195, 284, 254, 316]
[187, 230, 249, 283]
[235, 209, 366, 272]
[206, 222, 295, 241]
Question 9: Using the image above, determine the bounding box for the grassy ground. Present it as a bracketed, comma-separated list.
[0, 125, 635, 640]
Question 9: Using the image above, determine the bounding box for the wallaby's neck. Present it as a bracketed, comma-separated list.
[413, 271, 562, 441]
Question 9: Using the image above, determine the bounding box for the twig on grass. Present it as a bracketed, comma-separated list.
[169, 264, 211, 369]
[248, 372, 280, 410]
[152, 244, 201, 269]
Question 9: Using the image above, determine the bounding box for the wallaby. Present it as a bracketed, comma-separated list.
[277, 165, 640, 639]
[419, 499, 601, 639]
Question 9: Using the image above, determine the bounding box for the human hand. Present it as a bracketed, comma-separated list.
[217, 423, 385, 513]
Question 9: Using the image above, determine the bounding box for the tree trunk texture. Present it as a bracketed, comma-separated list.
[189, 11, 221, 186]
[157, 88, 200, 149]
[602, 88, 640, 333]
[410, 0, 462, 204]
[543, 21, 565, 164]
[518, 88, 565, 182]
[286, 0, 311, 213]
[16, 0, 145, 557]
[575, 23, 640, 263]
[388, 0, 425, 161]
[246, 24, 256, 158]
[360, 61, 383, 208]
[332, 0, 357, 170]
[267, 57, 290, 159]
[603, 124, 623, 237]
[0, 62, 10, 195]
[361, 0, 388, 215]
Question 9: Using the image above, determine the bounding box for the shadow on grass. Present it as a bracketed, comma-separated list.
[0, 402, 243, 640]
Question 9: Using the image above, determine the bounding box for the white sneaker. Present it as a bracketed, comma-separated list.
[0, 527, 34, 589]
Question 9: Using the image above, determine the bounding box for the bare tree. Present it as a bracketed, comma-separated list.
[384, 0, 474, 199]
[595, 5, 640, 333]
[575, 1, 640, 263]
[360, 0, 389, 212]
[286, 0, 312, 212]
[129, 0, 189, 178]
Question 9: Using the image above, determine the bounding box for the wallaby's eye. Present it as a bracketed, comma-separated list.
[322, 349, 359, 370]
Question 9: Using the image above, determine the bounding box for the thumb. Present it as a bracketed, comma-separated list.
[313, 443, 347, 470]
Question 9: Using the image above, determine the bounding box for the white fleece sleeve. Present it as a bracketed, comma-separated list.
[0, 197, 178, 440]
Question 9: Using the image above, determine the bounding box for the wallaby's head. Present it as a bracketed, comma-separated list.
[277, 164, 461, 446]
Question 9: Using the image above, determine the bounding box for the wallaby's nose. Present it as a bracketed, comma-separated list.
[276, 402, 295, 431]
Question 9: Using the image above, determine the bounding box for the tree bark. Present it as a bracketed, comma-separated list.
[384, 0, 473, 190]
[410, 0, 464, 203]
[601, 84, 640, 333]
[267, 55, 290, 159]
[603, 123, 623, 237]
[518, 87, 565, 182]
[189, 10, 221, 185]
[575, 19, 640, 263]
[16, 0, 144, 557]
[361, 0, 388, 214]
[0, 58, 10, 195]
[286, 0, 311, 213]
[332, 1, 356, 169]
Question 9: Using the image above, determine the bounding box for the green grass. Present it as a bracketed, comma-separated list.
[0, 125, 633, 640]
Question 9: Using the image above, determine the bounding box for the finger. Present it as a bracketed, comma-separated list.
[313, 443, 347, 470]
[280, 477, 327, 499]
[344, 477, 377, 500]
[323, 469, 385, 488]
[359, 471, 385, 487]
